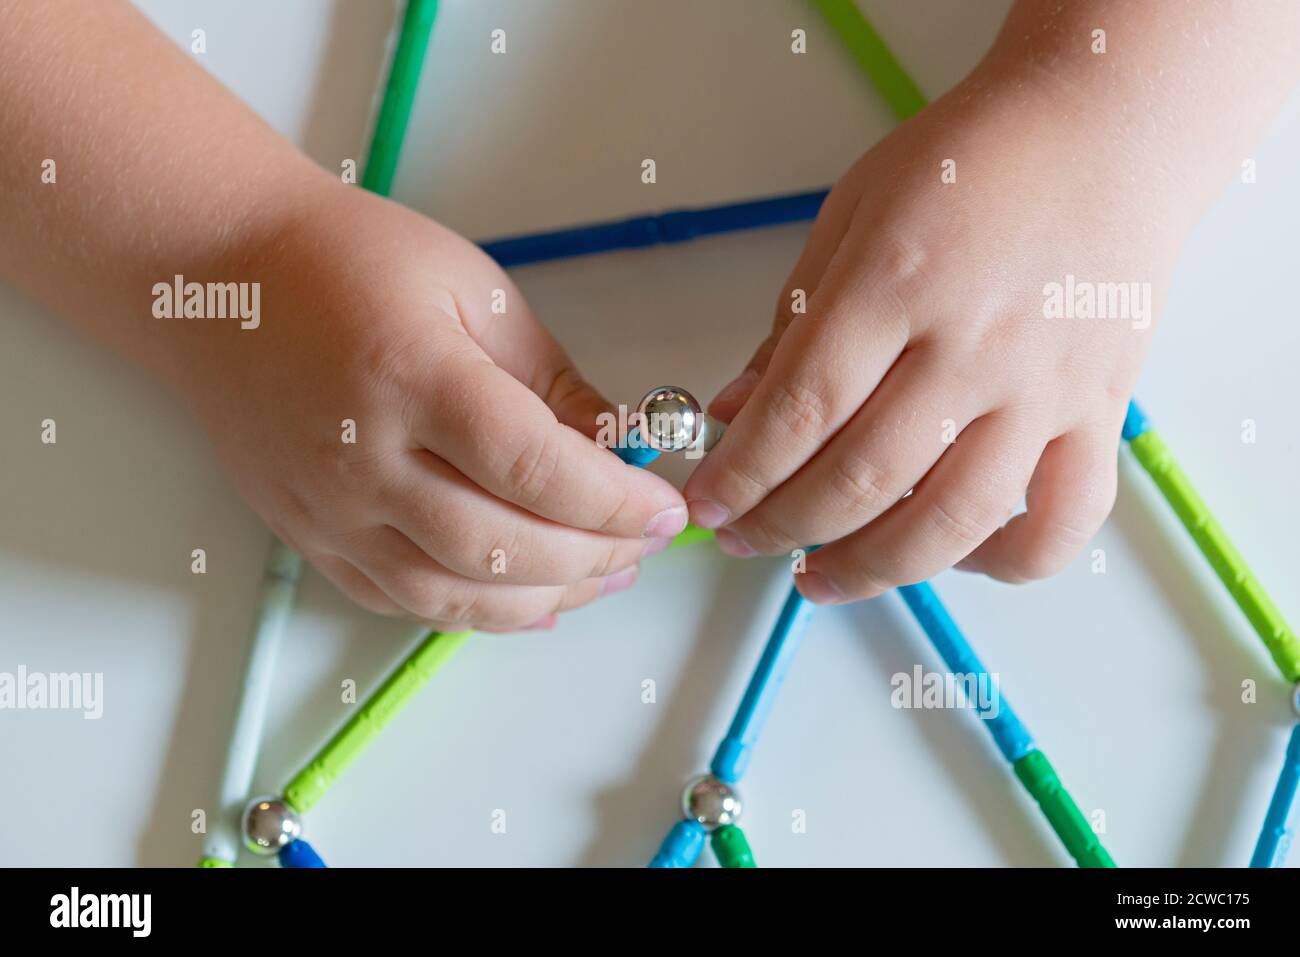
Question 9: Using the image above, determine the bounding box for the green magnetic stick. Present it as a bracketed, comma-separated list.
[669, 524, 716, 549]
[711, 824, 756, 868]
[284, 630, 471, 814]
[1127, 426, 1300, 683]
[362, 0, 440, 196]
[810, 0, 928, 122]
[1013, 750, 1114, 868]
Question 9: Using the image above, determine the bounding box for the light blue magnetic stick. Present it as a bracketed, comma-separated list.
[614, 427, 659, 468]
[897, 581, 1115, 867]
[711, 584, 818, 783]
[600, 386, 733, 869]
[1121, 399, 1150, 442]
[896, 582, 1034, 762]
[649, 549, 819, 867]
[1251, 725, 1300, 867]
[649, 820, 708, 869]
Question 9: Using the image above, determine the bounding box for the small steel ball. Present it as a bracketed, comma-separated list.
[636, 386, 702, 452]
[241, 796, 302, 856]
[681, 774, 742, 830]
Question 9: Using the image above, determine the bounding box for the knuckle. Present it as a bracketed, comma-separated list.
[769, 378, 834, 437]
[334, 572, 402, 618]
[829, 453, 903, 519]
[1021, 509, 1106, 580]
[484, 522, 528, 580]
[591, 538, 628, 580]
[331, 444, 403, 497]
[1013, 543, 1071, 581]
[742, 510, 799, 554]
[503, 429, 562, 508]
[875, 231, 929, 288]
[724, 454, 774, 503]
[1046, 513, 1100, 553]
[386, 566, 457, 621]
[434, 583, 483, 626]
[541, 363, 589, 413]
[837, 552, 900, 598]
[592, 481, 634, 536]
[927, 495, 999, 552]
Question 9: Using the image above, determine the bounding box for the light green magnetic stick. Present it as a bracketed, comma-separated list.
[1127, 423, 1300, 682]
[811, 0, 927, 122]
[670, 524, 716, 549]
[282, 524, 713, 814]
[285, 629, 472, 814]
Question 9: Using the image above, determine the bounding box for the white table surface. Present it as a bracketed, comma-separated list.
[3, 0, 1299, 867]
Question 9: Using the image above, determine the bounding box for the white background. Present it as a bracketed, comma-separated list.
[2, 0, 1299, 867]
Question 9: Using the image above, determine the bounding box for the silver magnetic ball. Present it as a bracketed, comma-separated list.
[681, 774, 742, 830]
[241, 796, 302, 856]
[637, 386, 703, 452]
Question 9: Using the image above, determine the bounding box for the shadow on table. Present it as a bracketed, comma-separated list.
[572, 556, 776, 867]
[1109, 457, 1294, 867]
[132, 0, 430, 866]
[851, 594, 1063, 867]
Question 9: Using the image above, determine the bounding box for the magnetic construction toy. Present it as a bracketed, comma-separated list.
[197, 0, 1300, 869]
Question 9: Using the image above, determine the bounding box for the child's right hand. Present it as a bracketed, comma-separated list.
[181, 183, 687, 632]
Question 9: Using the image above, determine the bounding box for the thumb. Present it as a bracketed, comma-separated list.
[536, 360, 616, 441]
[455, 266, 614, 439]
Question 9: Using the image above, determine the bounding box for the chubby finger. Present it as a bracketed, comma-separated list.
[798, 412, 1044, 603]
[716, 345, 989, 556]
[312, 552, 407, 618]
[412, 333, 687, 540]
[957, 426, 1118, 582]
[685, 232, 910, 530]
[710, 183, 862, 423]
[344, 524, 637, 631]
[446, 252, 617, 439]
[383, 448, 661, 585]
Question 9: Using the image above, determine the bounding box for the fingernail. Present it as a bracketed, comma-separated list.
[687, 498, 731, 529]
[714, 527, 758, 558]
[599, 564, 639, 597]
[796, 571, 845, 605]
[643, 505, 688, 539]
[642, 537, 671, 557]
[524, 613, 557, 630]
[711, 368, 759, 411]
